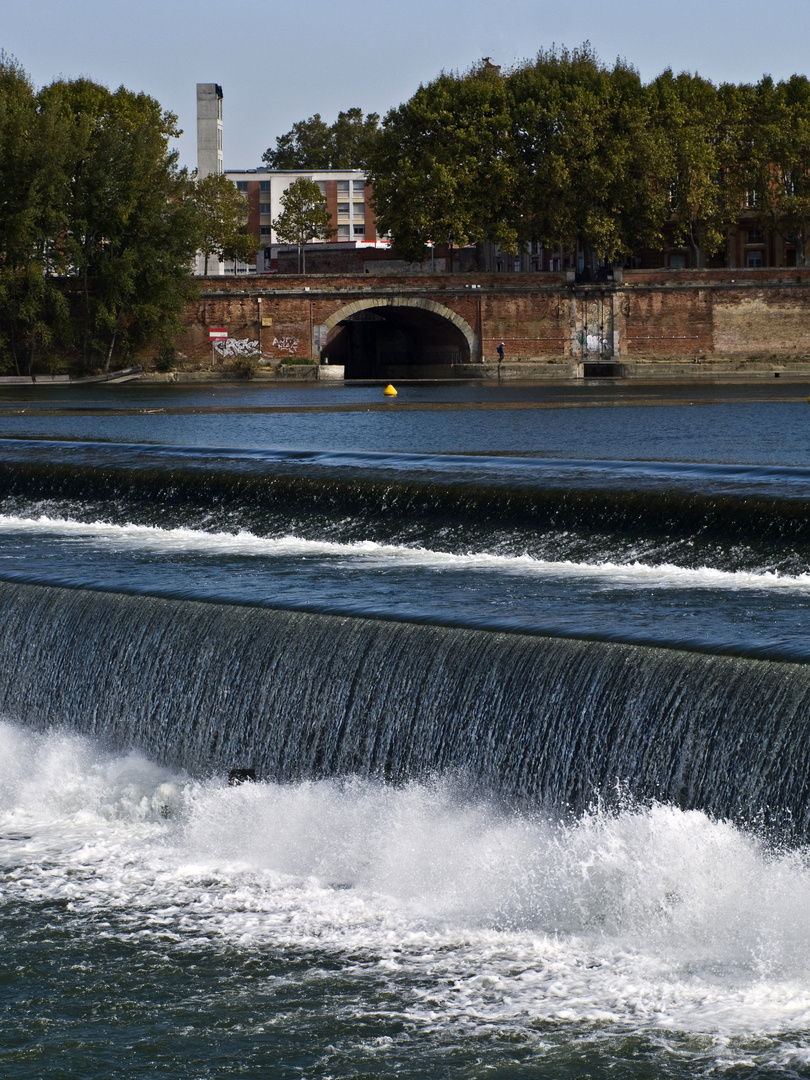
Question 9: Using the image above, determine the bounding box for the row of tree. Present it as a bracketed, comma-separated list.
[266, 47, 810, 267]
[0, 54, 257, 375]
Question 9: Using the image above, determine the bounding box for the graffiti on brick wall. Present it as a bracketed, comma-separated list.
[214, 338, 260, 358]
[272, 336, 299, 354]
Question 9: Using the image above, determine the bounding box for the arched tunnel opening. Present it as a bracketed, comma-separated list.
[321, 305, 472, 379]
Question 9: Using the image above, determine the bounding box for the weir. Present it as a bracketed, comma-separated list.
[2, 580, 809, 832]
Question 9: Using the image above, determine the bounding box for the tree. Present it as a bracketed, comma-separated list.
[193, 172, 259, 274]
[649, 70, 745, 267]
[38, 77, 202, 370]
[507, 46, 669, 270]
[369, 64, 517, 266]
[0, 52, 71, 375]
[744, 75, 810, 265]
[262, 108, 380, 169]
[271, 177, 333, 273]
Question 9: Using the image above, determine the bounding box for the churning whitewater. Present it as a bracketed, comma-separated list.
[2, 389, 810, 1077]
[5, 512, 810, 592]
[4, 720, 810, 1053]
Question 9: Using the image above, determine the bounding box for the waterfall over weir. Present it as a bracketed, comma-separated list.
[2, 579, 810, 832]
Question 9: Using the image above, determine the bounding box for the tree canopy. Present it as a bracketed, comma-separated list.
[0, 55, 203, 374]
[362, 47, 810, 268]
[271, 178, 333, 272]
[262, 108, 380, 170]
[194, 173, 259, 274]
[743, 74, 810, 264]
[370, 63, 516, 265]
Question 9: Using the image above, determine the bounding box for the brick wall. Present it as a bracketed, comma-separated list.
[177, 272, 810, 366]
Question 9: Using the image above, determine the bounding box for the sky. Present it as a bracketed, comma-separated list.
[3, 0, 810, 172]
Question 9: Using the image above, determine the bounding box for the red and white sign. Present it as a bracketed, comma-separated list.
[209, 327, 228, 340]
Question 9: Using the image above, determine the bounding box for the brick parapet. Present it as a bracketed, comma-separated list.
[177, 272, 810, 368]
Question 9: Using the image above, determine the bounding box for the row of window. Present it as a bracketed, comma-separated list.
[256, 203, 366, 220]
[235, 179, 365, 196]
[671, 251, 765, 269]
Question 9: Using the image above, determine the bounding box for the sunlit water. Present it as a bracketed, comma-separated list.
[5, 723, 810, 1078]
[2, 383, 810, 1076]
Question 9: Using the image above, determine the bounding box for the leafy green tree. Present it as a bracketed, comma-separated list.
[38, 77, 202, 370]
[744, 75, 810, 265]
[0, 52, 71, 374]
[507, 46, 668, 270]
[193, 172, 259, 274]
[369, 63, 517, 266]
[330, 108, 381, 168]
[649, 70, 745, 267]
[271, 177, 333, 272]
[262, 108, 380, 169]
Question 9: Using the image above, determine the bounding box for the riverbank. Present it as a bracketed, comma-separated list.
[136, 356, 810, 383]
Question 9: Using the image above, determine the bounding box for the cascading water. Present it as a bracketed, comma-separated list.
[2, 580, 810, 832]
[2, 388, 810, 1078]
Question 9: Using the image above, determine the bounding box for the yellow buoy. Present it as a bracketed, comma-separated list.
[383, 384, 398, 397]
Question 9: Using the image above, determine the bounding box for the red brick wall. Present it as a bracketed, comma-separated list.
[179, 271, 810, 365]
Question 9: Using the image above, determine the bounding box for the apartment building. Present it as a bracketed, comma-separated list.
[196, 83, 384, 274]
[224, 168, 383, 273]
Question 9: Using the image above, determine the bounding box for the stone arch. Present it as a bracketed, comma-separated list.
[323, 296, 479, 361]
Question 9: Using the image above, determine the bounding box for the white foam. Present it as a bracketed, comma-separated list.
[1, 513, 807, 593]
[3, 719, 810, 1045]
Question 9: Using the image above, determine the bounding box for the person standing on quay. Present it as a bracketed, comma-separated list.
[497, 341, 504, 371]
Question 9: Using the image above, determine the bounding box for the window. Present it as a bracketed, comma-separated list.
[744, 190, 759, 208]
[316, 181, 326, 195]
[259, 180, 271, 192]
[669, 253, 687, 269]
[353, 224, 365, 237]
[337, 202, 350, 218]
[352, 202, 365, 218]
[337, 224, 351, 239]
[260, 226, 271, 236]
[747, 228, 763, 244]
[336, 180, 350, 195]
[235, 181, 248, 192]
[747, 251, 764, 267]
[260, 203, 271, 215]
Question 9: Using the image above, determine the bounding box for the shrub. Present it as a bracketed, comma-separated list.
[229, 354, 260, 379]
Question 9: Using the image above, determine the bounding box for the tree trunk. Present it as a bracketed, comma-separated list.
[10, 323, 20, 377]
[82, 256, 91, 366]
[686, 230, 703, 269]
[104, 329, 117, 373]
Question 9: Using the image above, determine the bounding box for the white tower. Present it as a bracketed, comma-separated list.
[196, 84, 224, 274]
[196, 83, 223, 179]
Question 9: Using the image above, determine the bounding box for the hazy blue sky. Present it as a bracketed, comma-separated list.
[3, 0, 810, 171]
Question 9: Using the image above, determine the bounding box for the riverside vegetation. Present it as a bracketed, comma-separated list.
[269, 45, 810, 270]
[0, 54, 256, 378]
[6, 44, 810, 376]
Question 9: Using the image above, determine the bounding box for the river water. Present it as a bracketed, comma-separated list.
[2, 379, 810, 1077]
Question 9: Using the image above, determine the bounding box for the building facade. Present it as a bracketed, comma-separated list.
[223, 168, 384, 273]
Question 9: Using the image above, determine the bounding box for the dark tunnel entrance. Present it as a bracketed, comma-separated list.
[321, 304, 473, 379]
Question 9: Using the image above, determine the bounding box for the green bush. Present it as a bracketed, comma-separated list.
[154, 345, 177, 372]
[229, 354, 260, 379]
